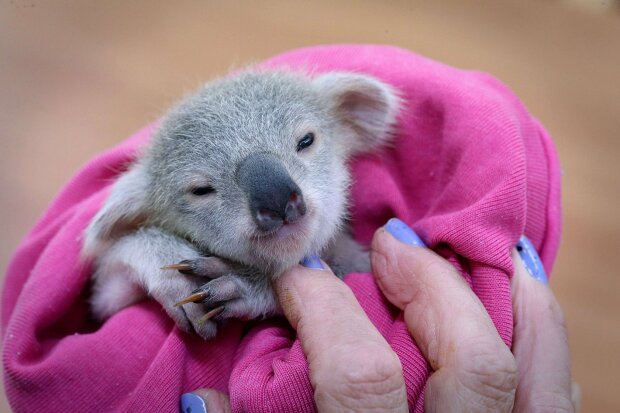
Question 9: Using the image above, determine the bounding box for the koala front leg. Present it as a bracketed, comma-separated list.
[171, 259, 280, 330]
[168, 229, 370, 335]
[90, 227, 231, 339]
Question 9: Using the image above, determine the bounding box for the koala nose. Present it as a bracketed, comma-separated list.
[236, 153, 307, 232]
[256, 191, 306, 231]
[284, 191, 305, 223]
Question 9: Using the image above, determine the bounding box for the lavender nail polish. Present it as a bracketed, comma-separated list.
[516, 235, 548, 284]
[180, 393, 207, 413]
[301, 254, 323, 270]
[385, 218, 426, 247]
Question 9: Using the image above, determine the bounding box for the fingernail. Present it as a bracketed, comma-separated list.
[516, 235, 547, 284]
[181, 393, 207, 413]
[300, 254, 323, 270]
[385, 218, 426, 247]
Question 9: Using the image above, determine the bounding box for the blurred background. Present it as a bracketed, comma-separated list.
[1, 0, 619, 411]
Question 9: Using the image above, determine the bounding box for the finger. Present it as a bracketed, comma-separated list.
[371, 219, 517, 413]
[275, 255, 407, 413]
[181, 389, 231, 413]
[511, 237, 574, 412]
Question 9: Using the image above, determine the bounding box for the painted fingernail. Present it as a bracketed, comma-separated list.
[180, 393, 207, 413]
[385, 218, 426, 247]
[301, 254, 323, 270]
[516, 235, 547, 284]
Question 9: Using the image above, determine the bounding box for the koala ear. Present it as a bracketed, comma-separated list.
[82, 163, 151, 258]
[313, 72, 400, 155]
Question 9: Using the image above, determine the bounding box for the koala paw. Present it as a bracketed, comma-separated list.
[172, 269, 279, 340]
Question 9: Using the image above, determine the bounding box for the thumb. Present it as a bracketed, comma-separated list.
[181, 389, 231, 413]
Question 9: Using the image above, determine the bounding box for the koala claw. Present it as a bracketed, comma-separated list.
[175, 273, 278, 339]
[199, 305, 225, 324]
[174, 290, 209, 307]
[174, 275, 244, 338]
[162, 256, 233, 277]
[161, 261, 194, 273]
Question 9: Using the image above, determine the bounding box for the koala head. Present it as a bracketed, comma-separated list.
[84, 70, 400, 273]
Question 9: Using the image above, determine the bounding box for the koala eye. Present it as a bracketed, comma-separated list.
[296, 132, 315, 152]
[191, 186, 216, 196]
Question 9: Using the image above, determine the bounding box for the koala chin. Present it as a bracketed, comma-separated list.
[82, 70, 401, 339]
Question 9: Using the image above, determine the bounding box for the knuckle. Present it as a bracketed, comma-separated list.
[458, 345, 518, 407]
[342, 347, 403, 388]
[419, 259, 451, 279]
[316, 345, 405, 410]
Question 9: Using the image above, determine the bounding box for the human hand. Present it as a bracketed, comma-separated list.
[181, 218, 578, 412]
[371, 219, 578, 412]
[179, 248, 407, 413]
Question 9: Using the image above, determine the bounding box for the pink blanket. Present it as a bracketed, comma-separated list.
[2, 45, 561, 412]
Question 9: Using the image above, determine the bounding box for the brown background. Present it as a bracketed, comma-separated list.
[1, 1, 619, 411]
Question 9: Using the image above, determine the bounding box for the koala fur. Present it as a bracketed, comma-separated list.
[82, 70, 400, 339]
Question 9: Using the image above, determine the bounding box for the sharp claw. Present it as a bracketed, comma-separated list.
[174, 291, 209, 307]
[199, 306, 225, 324]
[161, 262, 193, 272]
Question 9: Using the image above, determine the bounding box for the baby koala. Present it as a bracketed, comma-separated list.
[82, 70, 400, 339]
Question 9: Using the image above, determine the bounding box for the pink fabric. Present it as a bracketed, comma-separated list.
[2, 45, 561, 412]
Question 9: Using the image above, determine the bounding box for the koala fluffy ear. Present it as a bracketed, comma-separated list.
[82, 163, 151, 258]
[313, 72, 401, 156]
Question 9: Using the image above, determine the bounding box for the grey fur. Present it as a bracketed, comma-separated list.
[83, 70, 400, 339]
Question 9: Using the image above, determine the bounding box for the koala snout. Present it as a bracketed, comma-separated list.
[256, 191, 306, 231]
[236, 153, 307, 232]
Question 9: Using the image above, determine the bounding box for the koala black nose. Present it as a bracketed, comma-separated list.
[256, 191, 306, 231]
[236, 153, 307, 232]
